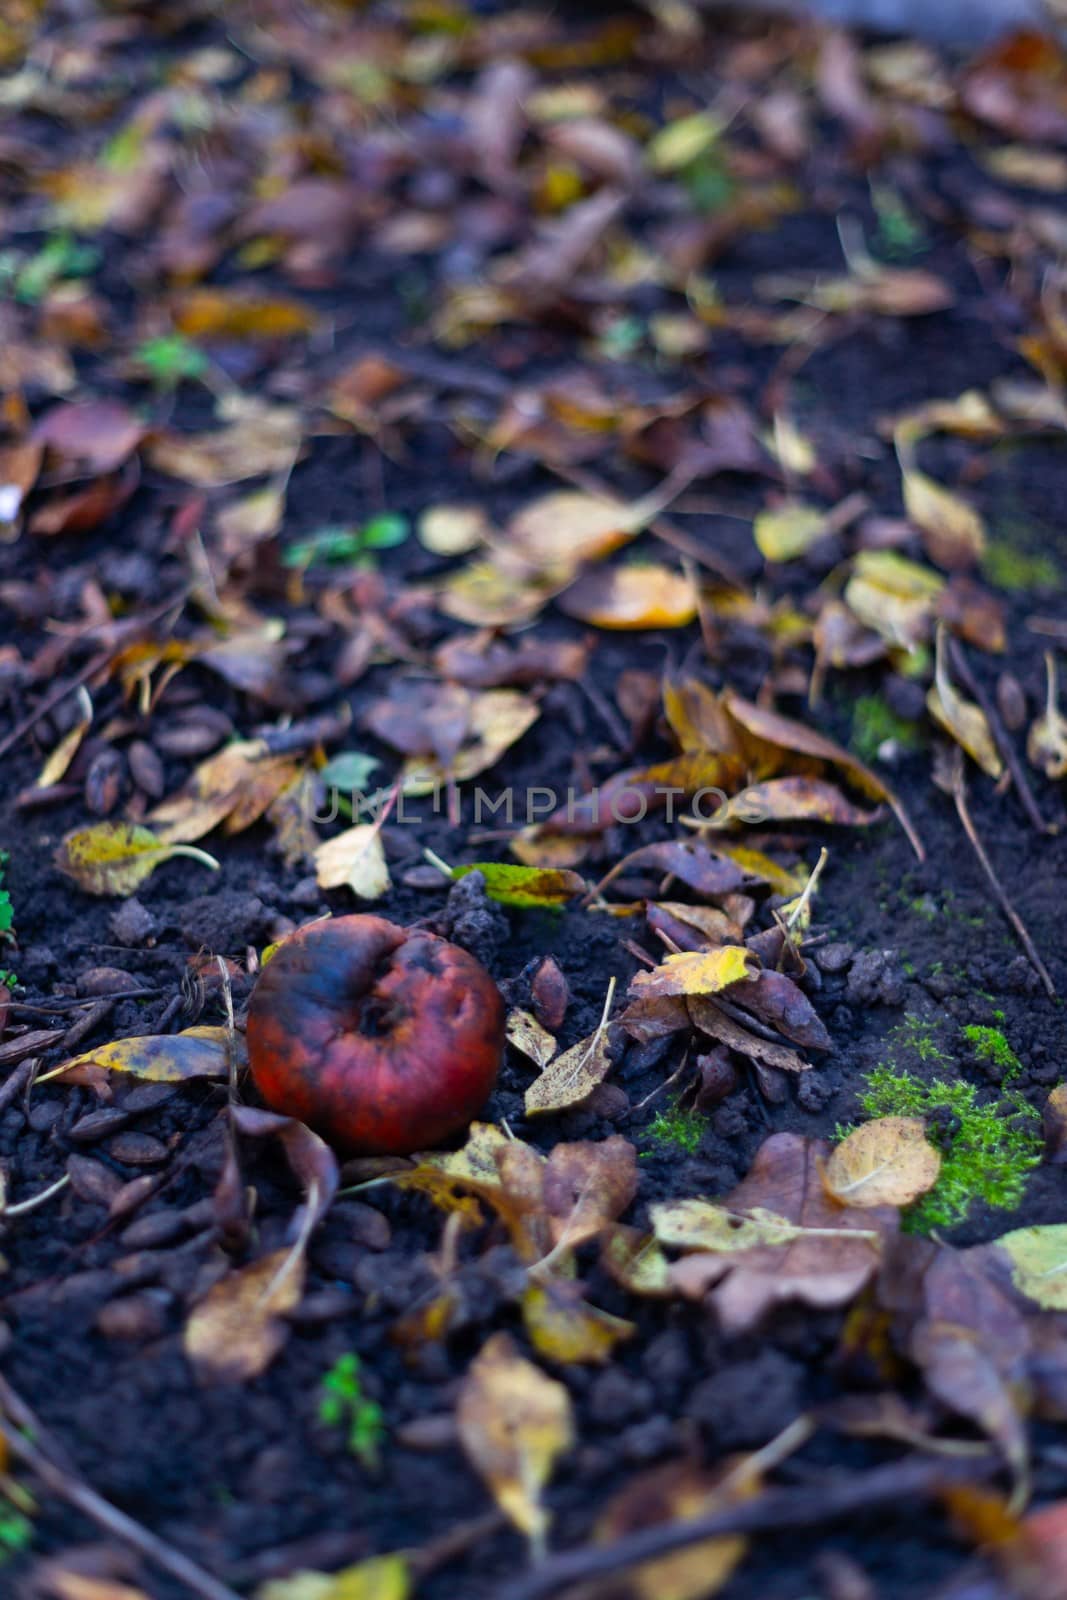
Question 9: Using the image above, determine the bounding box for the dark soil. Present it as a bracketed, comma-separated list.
[2, 3, 1067, 1598]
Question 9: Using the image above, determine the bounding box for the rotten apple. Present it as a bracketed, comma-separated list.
[246, 914, 505, 1155]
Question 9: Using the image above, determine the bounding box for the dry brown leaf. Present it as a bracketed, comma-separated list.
[456, 1332, 573, 1555]
[652, 1132, 896, 1333]
[720, 777, 880, 831]
[688, 997, 810, 1075]
[823, 1117, 942, 1209]
[401, 690, 540, 794]
[148, 398, 301, 487]
[184, 1246, 305, 1383]
[580, 1457, 761, 1600]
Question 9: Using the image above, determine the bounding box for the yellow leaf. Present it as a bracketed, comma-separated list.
[417, 504, 489, 555]
[630, 945, 755, 1001]
[995, 1225, 1067, 1310]
[844, 549, 944, 652]
[54, 822, 219, 897]
[172, 289, 316, 341]
[314, 825, 390, 901]
[36, 685, 92, 787]
[456, 1333, 573, 1555]
[902, 464, 986, 571]
[438, 559, 562, 627]
[927, 623, 1003, 778]
[754, 502, 826, 563]
[184, 1247, 304, 1383]
[256, 1554, 410, 1600]
[45, 1025, 231, 1086]
[524, 1022, 612, 1116]
[557, 563, 697, 628]
[522, 1280, 634, 1365]
[823, 1117, 942, 1209]
[647, 110, 723, 172]
[506, 1009, 557, 1069]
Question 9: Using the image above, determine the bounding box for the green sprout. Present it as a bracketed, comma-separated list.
[318, 1353, 385, 1470]
[0, 851, 13, 943]
[645, 1105, 707, 1156]
[134, 334, 209, 389]
[283, 514, 409, 572]
[870, 182, 928, 259]
[0, 234, 100, 304]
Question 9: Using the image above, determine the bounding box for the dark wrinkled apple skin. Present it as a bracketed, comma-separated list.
[247, 915, 504, 1155]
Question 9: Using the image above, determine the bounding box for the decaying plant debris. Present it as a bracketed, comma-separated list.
[3, 2, 1067, 1597]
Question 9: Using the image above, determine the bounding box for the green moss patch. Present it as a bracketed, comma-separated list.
[645, 1106, 707, 1155]
[850, 1065, 1041, 1233]
[962, 1024, 1021, 1078]
[850, 695, 921, 764]
[981, 540, 1060, 593]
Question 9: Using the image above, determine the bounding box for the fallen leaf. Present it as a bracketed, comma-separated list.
[172, 288, 316, 341]
[557, 563, 697, 628]
[148, 398, 301, 487]
[720, 777, 881, 830]
[184, 1246, 304, 1383]
[456, 1332, 573, 1555]
[824, 1117, 942, 1209]
[417, 504, 490, 556]
[902, 462, 986, 571]
[651, 1132, 896, 1332]
[451, 862, 584, 908]
[525, 1019, 614, 1116]
[580, 1457, 760, 1600]
[754, 502, 826, 563]
[927, 623, 1003, 778]
[994, 1224, 1067, 1310]
[314, 825, 390, 901]
[55, 822, 219, 897]
[256, 1554, 410, 1600]
[506, 1008, 558, 1069]
[629, 945, 756, 1001]
[688, 996, 810, 1075]
[1028, 652, 1067, 780]
[844, 549, 944, 653]
[522, 1279, 634, 1365]
[45, 1025, 232, 1087]
[401, 690, 540, 794]
[33, 399, 144, 473]
[151, 741, 301, 844]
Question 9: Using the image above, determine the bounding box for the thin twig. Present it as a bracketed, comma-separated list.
[0, 1375, 243, 1600]
[949, 755, 1056, 998]
[947, 636, 1049, 836]
[494, 1454, 995, 1600]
